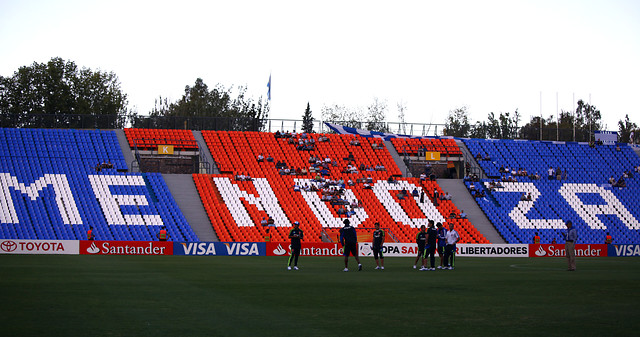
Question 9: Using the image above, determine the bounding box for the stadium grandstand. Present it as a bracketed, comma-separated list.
[0, 125, 638, 245]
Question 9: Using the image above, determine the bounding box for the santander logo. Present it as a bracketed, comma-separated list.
[273, 244, 287, 255]
[87, 242, 100, 254]
[535, 246, 546, 257]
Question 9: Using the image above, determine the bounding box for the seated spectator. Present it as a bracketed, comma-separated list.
[444, 192, 452, 200]
[397, 189, 408, 200]
[288, 136, 296, 144]
[475, 153, 482, 160]
[350, 138, 361, 146]
[363, 182, 372, 189]
[439, 193, 446, 201]
[293, 183, 301, 192]
[608, 176, 616, 185]
[260, 217, 268, 227]
[344, 152, 355, 162]
[520, 193, 528, 201]
[275, 130, 282, 139]
[412, 188, 419, 197]
[267, 216, 275, 226]
[499, 165, 506, 173]
[483, 153, 490, 161]
[459, 210, 467, 219]
[420, 173, 426, 181]
[266, 155, 273, 162]
[614, 176, 626, 188]
[387, 176, 396, 184]
[301, 167, 308, 175]
[257, 154, 264, 162]
[449, 211, 457, 219]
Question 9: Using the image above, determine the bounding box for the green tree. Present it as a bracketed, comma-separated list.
[0, 57, 128, 128]
[574, 99, 602, 142]
[321, 104, 365, 129]
[366, 97, 388, 132]
[444, 106, 471, 137]
[139, 78, 269, 131]
[301, 102, 314, 133]
[618, 114, 638, 143]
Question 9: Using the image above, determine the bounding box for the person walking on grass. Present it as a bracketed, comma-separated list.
[287, 221, 303, 270]
[340, 219, 362, 272]
[372, 222, 385, 270]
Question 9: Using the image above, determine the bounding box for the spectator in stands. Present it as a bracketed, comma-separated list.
[412, 188, 419, 197]
[366, 175, 373, 184]
[605, 232, 613, 244]
[631, 131, 635, 144]
[420, 173, 427, 181]
[261, 217, 268, 227]
[548, 167, 555, 180]
[556, 167, 562, 180]
[484, 153, 491, 161]
[95, 163, 102, 172]
[616, 144, 621, 152]
[87, 226, 95, 240]
[257, 154, 264, 162]
[387, 176, 396, 184]
[614, 176, 626, 188]
[301, 167, 308, 175]
[275, 130, 282, 138]
[439, 193, 447, 201]
[420, 190, 425, 203]
[499, 165, 506, 174]
[347, 179, 355, 186]
[444, 192, 452, 200]
[449, 211, 456, 219]
[562, 169, 568, 180]
[534, 233, 540, 244]
[475, 153, 482, 160]
[293, 183, 301, 192]
[363, 182, 372, 189]
[608, 176, 616, 185]
[397, 189, 408, 200]
[459, 210, 467, 219]
[530, 172, 541, 180]
[266, 154, 273, 162]
[337, 206, 347, 216]
[520, 193, 528, 201]
[157, 226, 168, 241]
[350, 138, 360, 146]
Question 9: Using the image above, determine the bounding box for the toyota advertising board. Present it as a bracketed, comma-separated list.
[529, 244, 607, 257]
[79, 241, 173, 255]
[0, 239, 79, 254]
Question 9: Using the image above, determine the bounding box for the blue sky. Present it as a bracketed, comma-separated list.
[1, 0, 638, 131]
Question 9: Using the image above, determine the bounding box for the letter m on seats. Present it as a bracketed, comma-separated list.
[0, 173, 82, 224]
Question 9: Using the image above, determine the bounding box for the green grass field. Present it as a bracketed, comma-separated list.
[1, 255, 638, 337]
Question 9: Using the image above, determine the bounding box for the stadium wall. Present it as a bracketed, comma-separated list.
[2, 239, 638, 257]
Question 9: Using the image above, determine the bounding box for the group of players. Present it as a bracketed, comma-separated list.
[286, 219, 460, 271]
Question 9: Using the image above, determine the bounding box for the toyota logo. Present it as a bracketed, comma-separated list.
[1, 240, 17, 252]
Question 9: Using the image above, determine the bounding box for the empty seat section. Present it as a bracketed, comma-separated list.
[463, 138, 640, 244]
[0, 128, 197, 241]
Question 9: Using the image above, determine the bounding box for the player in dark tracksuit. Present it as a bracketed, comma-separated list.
[436, 223, 447, 269]
[421, 220, 437, 270]
[413, 225, 427, 269]
[339, 219, 362, 271]
[372, 222, 385, 270]
[288, 221, 303, 270]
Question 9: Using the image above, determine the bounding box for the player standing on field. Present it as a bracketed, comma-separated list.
[421, 220, 437, 270]
[288, 221, 303, 270]
[436, 223, 447, 269]
[372, 222, 385, 270]
[339, 219, 362, 272]
[413, 225, 427, 269]
[444, 223, 460, 270]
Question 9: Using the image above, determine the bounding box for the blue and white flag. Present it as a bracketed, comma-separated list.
[267, 74, 271, 101]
